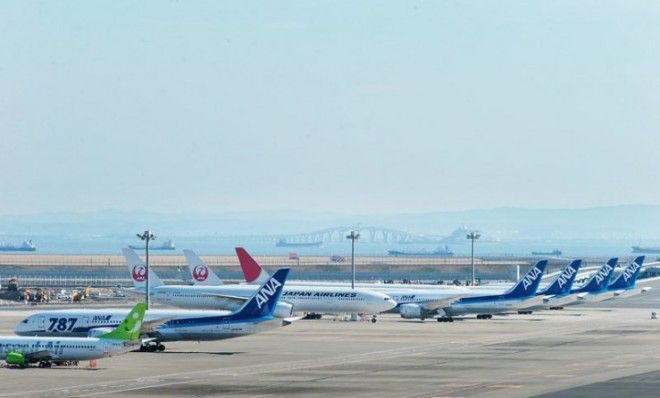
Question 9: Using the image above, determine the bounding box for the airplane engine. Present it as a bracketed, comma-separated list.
[399, 303, 423, 319]
[87, 327, 114, 337]
[274, 302, 294, 318]
[6, 352, 26, 366]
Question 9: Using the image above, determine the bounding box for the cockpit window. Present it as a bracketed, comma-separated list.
[21, 319, 29, 323]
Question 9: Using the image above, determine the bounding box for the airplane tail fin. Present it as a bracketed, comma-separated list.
[232, 268, 290, 320]
[236, 247, 272, 284]
[183, 249, 223, 286]
[503, 260, 548, 299]
[577, 258, 618, 293]
[122, 248, 163, 288]
[609, 256, 644, 290]
[98, 302, 146, 341]
[539, 259, 582, 296]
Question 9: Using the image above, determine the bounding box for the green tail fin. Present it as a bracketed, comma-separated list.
[99, 302, 146, 341]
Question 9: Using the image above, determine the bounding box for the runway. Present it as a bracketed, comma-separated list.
[0, 290, 659, 397]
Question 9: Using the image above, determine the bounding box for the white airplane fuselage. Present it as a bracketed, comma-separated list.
[16, 309, 284, 341]
[137, 285, 396, 314]
[0, 336, 132, 362]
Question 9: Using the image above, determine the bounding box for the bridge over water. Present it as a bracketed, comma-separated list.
[230, 226, 452, 245]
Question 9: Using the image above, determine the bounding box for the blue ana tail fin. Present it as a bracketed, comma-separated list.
[232, 268, 290, 320]
[539, 259, 582, 296]
[609, 256, 644, 290]
[577, 258, 618, 293]
[503, 260, 547, 299]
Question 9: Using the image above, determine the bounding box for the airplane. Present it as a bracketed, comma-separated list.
[122, 249, 396, 321]
[1, 303, 146, 368]
[570, 257, 619, 303]
[183, 249, 223, 286]
[229, 248, 470, 320]
[604, 255, 650, 300]
[235, 247, 466, 291]
[536, 259, 583, 310]
[16, 268, 293, 352]
[424, 260, 549, 322]
[233, 248, 546, 322]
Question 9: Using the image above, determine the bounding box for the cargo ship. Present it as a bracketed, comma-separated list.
[531, 249, 562, 256]
[276, 238, 323, 248]
[388, 245, 454, 257]
[0, 240, 36, 252]
[129, 239, 176, 251]
[632, 246, 660, 254]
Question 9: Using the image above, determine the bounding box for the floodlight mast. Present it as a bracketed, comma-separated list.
[136, 230, 156, 309]
[346, 231, 360, 289]
[466, 231, 480, 286]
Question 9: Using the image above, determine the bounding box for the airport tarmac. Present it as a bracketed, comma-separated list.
[0, 290, 659, 398]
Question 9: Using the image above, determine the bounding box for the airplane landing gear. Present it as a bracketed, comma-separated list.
[302, 313, 323, 320]
[517, 310, 533, 315]
[371, 315, 378, 323]
[140, 342, 165, 352]
[437, 317, 454, 323]
[38, 361, 52, 368]
[549, 306, 564, 310]
[476, 314, 493, 320]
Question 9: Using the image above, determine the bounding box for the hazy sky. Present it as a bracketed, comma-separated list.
[1, 1, 659, 215]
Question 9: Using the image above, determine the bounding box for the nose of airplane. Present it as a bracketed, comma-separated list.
[15, 318, 30, 335]
[380, 295, 398, 312]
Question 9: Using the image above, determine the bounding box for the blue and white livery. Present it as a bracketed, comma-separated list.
[399, 260, 548, 321]
[17, 269, 293, 352]
[571, 258, 618, 303]
[605, 256, 650, 299]
[538, 259, 583, 309]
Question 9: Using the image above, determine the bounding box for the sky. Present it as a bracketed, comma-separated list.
[1, 1, 659, 215]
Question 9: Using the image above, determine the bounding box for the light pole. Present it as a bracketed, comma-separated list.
[346, 231, 360, 289]
[466, 231, 480, 286]
[136, 230, 156, 309]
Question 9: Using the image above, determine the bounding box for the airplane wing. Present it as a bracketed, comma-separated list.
[419, 295, 465, 311]
[198, 292, 247, 310]
[541, 295, 555, 304]
[282, 316, 304, 326]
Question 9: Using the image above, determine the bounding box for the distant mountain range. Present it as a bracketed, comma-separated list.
[1, 205, 659, 242]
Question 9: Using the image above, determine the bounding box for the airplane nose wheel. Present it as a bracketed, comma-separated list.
[371, 315, 378, 323]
